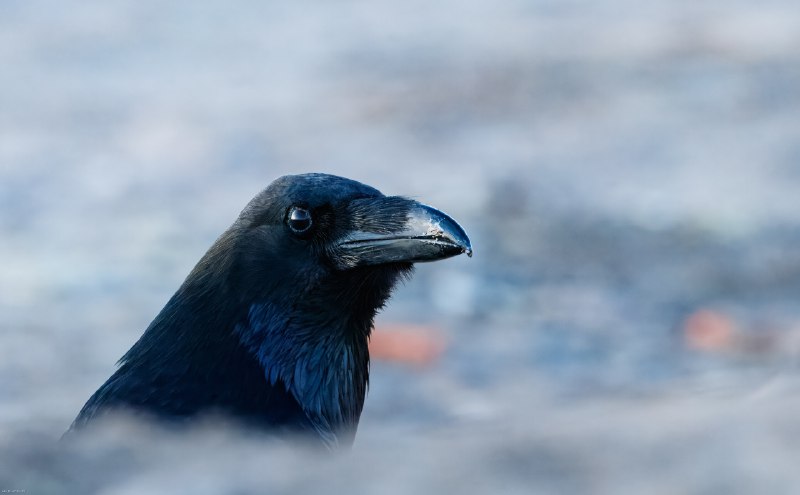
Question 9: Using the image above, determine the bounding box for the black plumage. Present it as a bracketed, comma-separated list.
[68, 173, 471, 448]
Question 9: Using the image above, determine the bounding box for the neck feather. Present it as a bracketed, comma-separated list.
[235, 301, 372, 447]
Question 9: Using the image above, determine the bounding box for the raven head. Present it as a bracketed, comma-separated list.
[231, 173, 471, 299]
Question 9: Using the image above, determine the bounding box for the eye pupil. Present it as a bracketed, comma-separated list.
[288, 207, 312, 233]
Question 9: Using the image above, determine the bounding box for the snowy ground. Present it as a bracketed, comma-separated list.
[3, 1, 800, 493]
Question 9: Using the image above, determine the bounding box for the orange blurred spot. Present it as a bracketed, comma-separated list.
[683, 309, 736, 352]
[369, 324, 447, 367]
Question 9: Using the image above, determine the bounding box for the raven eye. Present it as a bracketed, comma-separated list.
[288, 207, 312, 233]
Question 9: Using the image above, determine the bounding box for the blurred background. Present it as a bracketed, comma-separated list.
[3, 0, 800, 493]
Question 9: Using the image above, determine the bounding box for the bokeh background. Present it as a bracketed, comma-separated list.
[3, 1, 800, 493]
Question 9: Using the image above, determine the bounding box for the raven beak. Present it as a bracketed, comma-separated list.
[334, 201, 472, 268]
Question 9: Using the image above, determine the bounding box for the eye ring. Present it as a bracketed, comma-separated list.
[287, 207, 313, 234]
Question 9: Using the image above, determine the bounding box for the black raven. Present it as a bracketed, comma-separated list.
[68, 173, 471, 448]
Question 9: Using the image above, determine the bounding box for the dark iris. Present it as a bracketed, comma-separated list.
[288, 207, 312, 233]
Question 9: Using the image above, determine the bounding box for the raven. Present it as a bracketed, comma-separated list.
[68, 173, 471, 448]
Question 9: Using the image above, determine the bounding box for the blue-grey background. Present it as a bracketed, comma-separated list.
[3, 1, 800, 493]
